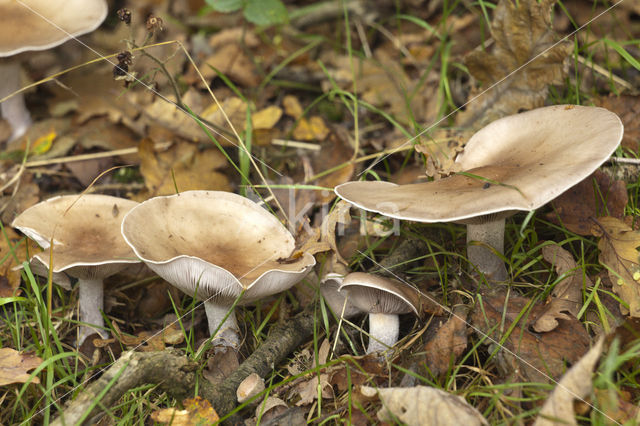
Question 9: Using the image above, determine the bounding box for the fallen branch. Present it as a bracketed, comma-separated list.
[52, 308, 316, 424]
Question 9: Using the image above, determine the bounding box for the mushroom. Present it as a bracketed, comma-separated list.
[320, 272, 362, 319]
[0, 0, 108, 140]
[336, 105, 623, 281]
[338, 272, 420, 354]
[120, 190, 316, 350]
[11, 194, 140, 343]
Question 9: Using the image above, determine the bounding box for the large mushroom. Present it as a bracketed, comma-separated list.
[11, 194, 140, 343]
[338, 272, 420, 354]
[121, 190, 316, 350]
[0, 0, 108, 140]
[336, 105, 624, 281]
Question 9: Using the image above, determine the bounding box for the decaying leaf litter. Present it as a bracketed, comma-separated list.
[0, 0, 639, 424]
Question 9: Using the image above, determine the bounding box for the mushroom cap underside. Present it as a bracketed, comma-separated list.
[339, 272, 420, 315]
[11, 194, 139, 273]
[336, 105, 623, 223]
[121, 190, 316, 301]
[0, 0, 108, 57]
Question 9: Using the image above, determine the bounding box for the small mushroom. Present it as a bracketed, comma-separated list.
[0, 0, 108, 140]
[11, 194, 140, 343]
[336, 105, 623, 281]
[121, 190, 316, 350]
[338, 272, 420, 354]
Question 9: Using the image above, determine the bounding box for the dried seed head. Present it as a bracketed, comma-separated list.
[117, 8, 131, 25]
[117, 51, 133, 66]
[146, 14, 164, 33]
[113, 63, 128, 77]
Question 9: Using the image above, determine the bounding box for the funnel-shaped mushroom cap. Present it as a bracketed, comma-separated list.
[0, 0, 108, 57]
[339, 272, 420, 315]
[11, 194, 140, 279]
[335, 105, 623, 223]
[121, 191, 316, 304]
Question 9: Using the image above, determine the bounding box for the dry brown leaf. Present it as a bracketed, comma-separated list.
[534, 338, 604, 426]
[0, 228, 40, 297]
[534, 244, 588, 332]
[151, 396, 219, 425]
[424, 306, 469, 376]
[596, 94, 640, 152]
[283, 95, 304, 119]
[472, 292, 590, 383]
[1, 180, 39, 224]
[295, 339, 333, 406]
[414, 130, 470, 179]
[201, 44, 260, 87]
[362, 385, 488, 426]
[548, 171, 628, 236]
[0, 348, 42, 386]
[457, 0, 572, 128]
[137, 139, 230, 199]
[593, 217, 640, 317]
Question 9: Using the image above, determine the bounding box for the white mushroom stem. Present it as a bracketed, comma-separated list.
[204, 301, 241, 350]
[466, 217, 507, 282]
[78, 278, 107, 344]
[0, 60, 31, 141]
[366, 312, 400, 354]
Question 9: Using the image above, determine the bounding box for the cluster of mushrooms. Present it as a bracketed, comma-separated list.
[11, 105, 624, 355]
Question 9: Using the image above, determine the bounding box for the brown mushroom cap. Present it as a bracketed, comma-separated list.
[11, 194, 140, 278]
[121, 191, 316, 304]
[0, 0, 108, 57]
[339, 272, 420, 315]
[335, 105, 623, 222]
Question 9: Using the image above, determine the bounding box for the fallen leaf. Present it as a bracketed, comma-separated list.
[424, 305, 469, 376]
[0, 348, 42, 386]
[283, 95, 304, 119]
[292, 116, 330, 141]
[533, 244, 589, 332]
[595, 94, 640, 152]
[252, 106, 282, 130]
[534, 338, 604, 426]
[137, 138, 230, 198]
[472, 292, 590, 383]
[0, 228, 41, 297]
[200, 43, 260, 87]
[593, 217, 640, 317]
[414, 129, 470, 178]
[295, 339, 333, 406]
[362, 385, 488, 426]
[457, 0, 572, 128]
[151, 396, 219, 425]
[548, 171, 628, 236]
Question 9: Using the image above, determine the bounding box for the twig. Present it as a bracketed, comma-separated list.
[52, 308, 316, 423]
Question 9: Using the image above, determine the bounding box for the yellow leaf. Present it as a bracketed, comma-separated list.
[30, 129, 56, 155]
[594, 217, 640, 317]
[252, 106, 282, 130]
[0, 348, 42, 386]
[293, 116, 329, 141]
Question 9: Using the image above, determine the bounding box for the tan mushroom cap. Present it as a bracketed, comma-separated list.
[121, 191, 316, 303]
[11, 194, 139, 278]
[339, 272, 420, 315]
[335, 105, 623, 223]
[0, 0, 108, 57]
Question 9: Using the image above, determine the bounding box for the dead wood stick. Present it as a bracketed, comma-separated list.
[52, 308, 316, 424]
